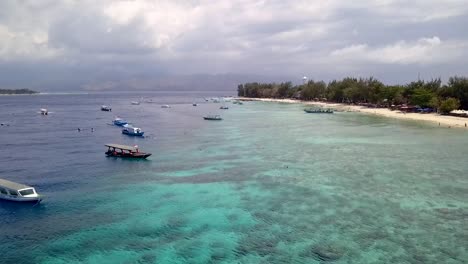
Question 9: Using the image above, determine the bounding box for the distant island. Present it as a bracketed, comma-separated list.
[0, 88, 38, 95]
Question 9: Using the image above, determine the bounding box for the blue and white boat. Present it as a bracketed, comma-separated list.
[122, 125, 144, 137]
[113, 118, 128, 126]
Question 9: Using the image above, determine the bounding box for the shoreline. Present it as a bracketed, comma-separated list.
[238, 97, 468, 129]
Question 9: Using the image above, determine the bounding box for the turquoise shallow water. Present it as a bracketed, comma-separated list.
[0, 95, 467, 263]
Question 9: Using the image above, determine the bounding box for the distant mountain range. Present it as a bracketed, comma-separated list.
[80, 74, 295, 92]
[2, 74, 295, 93]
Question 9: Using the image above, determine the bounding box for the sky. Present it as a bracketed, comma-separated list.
[0, 0, 468, 91]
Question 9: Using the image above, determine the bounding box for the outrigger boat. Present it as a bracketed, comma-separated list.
[105, 144, 151, 159]
[0, 178, 42, 203]
[113, 117, 128, 126]
[203, 115, 223, 121]
[101, 105, 112, 111]
[122, 124, 144, 137]
[304, 108, 334, 114]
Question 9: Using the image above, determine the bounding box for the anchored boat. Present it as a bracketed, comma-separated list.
[113, 118, 128, 126]
[0, 178, 42, 203]
[304, 108, 334, 114]
[101, 105, 112, 111]
[203, 115, 223, 121]
[105, 144, 151, 159]
[122, 124, 144, 137]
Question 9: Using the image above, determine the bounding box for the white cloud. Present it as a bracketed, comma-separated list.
[0, 0, 468, 85]
[331, 37, 467, 65]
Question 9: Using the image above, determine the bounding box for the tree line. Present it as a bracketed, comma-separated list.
[0, 88, 38, 95]
[237, 76, 468, 114]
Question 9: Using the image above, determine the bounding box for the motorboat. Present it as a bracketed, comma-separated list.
[113, 118, 128, 126]
[203, 115, 223, 121]
[161, 105, 171, 108]
[192, 103, 198, 106]
[40, 108, 48, 115]
[131, 101, 140, 105]
[105, 144, 151, 159]
[101, 105, 112, 111]
[122, 124, 144, 137]
[220, 106, 229, 110]
[0, 178, 42, 203]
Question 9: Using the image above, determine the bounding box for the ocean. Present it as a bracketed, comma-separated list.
[0, 92, 467, 264]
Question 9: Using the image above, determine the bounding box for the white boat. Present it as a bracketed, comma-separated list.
[101, 105, 112, 111]
[0, 178, 42, 203]
[161, 105, 171, 108]
[122, 124, 144, 137]
[131, 101, 140, 105]
[40, 108, 48, 115]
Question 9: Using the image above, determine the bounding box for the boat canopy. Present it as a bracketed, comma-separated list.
[0, 178, 31, 191]
[105, 144, 138, 151]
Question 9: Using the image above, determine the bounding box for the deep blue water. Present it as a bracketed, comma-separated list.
[0, 92, 467, 263]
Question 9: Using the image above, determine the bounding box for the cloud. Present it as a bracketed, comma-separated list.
[331, 37, 467, 65]
[0, 0, 468, 89]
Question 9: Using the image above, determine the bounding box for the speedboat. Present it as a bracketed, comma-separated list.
[161, 105, 171, 108]
[122, 124, 144, 137]
[0, 178, 42, 203]
[203, 115, 223, 121]
[105, 144, 151, 159]
[220, 106, 229, 110]
[101, 105, 112, 111]
[113, 118, 128, 126]
[40, 108, 48, 115]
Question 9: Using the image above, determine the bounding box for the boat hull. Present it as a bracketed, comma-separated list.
[105, 151, 151, 159]
[122, 130, 144, 137]
[0, 194, 42, 203]
[113, 121, 128, 126]
[304, 110, 334, 114]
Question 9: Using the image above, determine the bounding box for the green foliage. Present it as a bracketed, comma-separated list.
[0, 88, 37, 94]
[439, 98, 460, 114]
[410, 88, 436, 107]
[238, 76, 468, 114]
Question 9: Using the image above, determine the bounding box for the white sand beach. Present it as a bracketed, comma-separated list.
[239, 98, 468, 129]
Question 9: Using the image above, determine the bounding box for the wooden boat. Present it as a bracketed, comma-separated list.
[101, 105, 112, 111]
[105, 144, 151, 159]
[113, 118, 128, 126]
[304, 108, 334, 114]
[0, 178, 42, 203]
[203, 115, 223, 121]
[122, 125, 144, 137]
